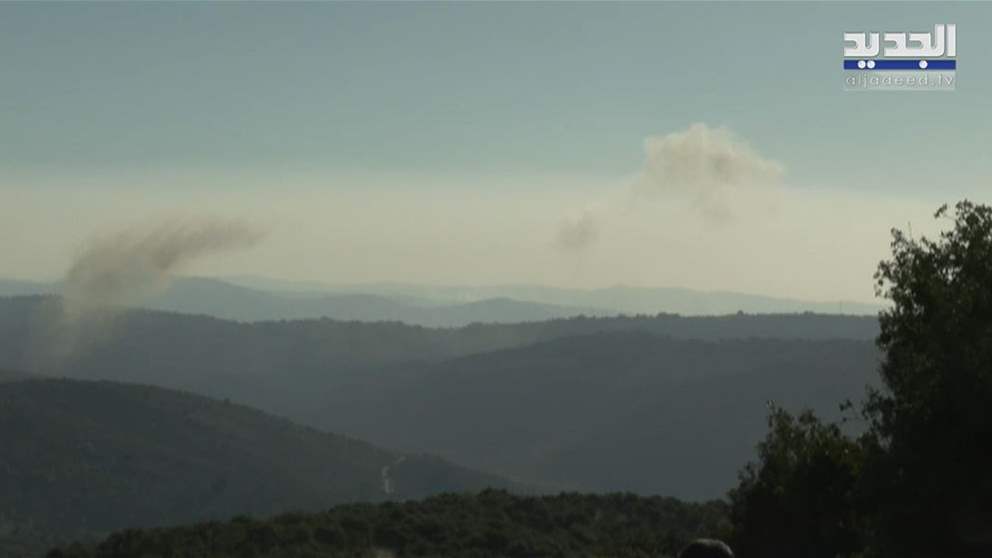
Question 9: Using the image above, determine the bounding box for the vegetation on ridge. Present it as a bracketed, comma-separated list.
[46, 490, 729, 558]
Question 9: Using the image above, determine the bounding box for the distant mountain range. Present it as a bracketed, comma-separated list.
[0, 277, 611, 326]
[287, 281, 884, 316]
[0, 295, 881, 502]
[0, 376, 512, 557]
[142, 277, 613, 325]
[0, 278, 55, 297]
[0, 276, 881, 327]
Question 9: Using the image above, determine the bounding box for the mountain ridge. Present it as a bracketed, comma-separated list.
[0, 376, 514, 556]
[0, 296, 882, 500]
[329, 330, 880, 500]
[244, 279, 883, 316]
[0, 276, 881, 328]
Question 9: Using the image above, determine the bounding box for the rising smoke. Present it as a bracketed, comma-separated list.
[549, 123, 785, 257]
[40, 218, 265, 363]
[62, 218, 264, 315]
[638, 123, 784, 221]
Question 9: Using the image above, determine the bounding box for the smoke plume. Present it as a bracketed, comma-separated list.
[62, 218, 264, 316]
[550, 123, 784, 259]
[34, 218, 265, 363]
[638, 123, 784, 221]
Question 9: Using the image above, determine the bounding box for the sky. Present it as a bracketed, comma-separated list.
[2, 2, 990, 304]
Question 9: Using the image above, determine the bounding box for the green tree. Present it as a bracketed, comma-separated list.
[729, 406, 863, 558]
[862, 200, 992, 557]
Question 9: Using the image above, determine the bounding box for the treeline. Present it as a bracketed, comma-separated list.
[727, 202, 992, 558]
[47, 491, 729, 558]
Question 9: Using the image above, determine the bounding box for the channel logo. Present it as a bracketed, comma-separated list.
[843, 24, 956, 91]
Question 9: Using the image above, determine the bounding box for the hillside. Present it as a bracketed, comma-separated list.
[0, 295, 879, 373]
[46, 490, 730, 558]
[0, 378, 511, 557]
[0, 296, 881, 499]
[327, 331, 881, 500]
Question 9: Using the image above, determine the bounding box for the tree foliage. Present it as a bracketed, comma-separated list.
[46, 491, 730, 558]
[862, 201, 992, 556]
[731, 201, 992, 558]
[729, 406, 863, 558]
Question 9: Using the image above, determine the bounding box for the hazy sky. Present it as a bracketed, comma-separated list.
[2, 2, 990, 303]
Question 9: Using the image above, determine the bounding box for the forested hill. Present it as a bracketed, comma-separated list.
[330, 331, 880, 500]
[0, 295, 878, 375]
[46, 490, 730, 558]
[0, 296, 882, 501]
[0, 378, 512, 557]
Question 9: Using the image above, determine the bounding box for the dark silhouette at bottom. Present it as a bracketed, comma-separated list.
[679, 539, 735, 558]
